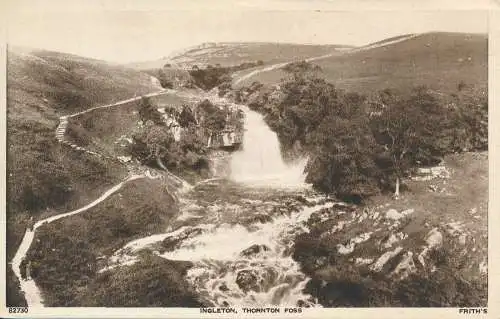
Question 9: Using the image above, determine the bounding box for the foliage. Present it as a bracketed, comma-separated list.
[25, 179, 179, 306]
[235, 60, 488, 200]
[449, 87, 488, 151]
[189, 65, 232, 91]
[245, 62, 382, 199]
[127, 122, 176, 167]
[283, 60, 322, 81]
[197, 99, 228, 131]
[369, 87, 452, 193]
[178, 105, 197, 128]
[157, 69, 174, 89]
[80, 254, 203, 307]
[127, 120, 210, 182]
[188, 61, 264, 91]
[306, 115, 382, 201]
[137, 96, 164, 126]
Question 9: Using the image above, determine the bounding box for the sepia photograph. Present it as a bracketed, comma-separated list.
[1, 1, 495, 317]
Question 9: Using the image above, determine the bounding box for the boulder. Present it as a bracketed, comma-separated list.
[245, 213, 272, 224]
[236, 270, 259, 292]
[240, 244, 271, 257]
[386, 209, 403, 220]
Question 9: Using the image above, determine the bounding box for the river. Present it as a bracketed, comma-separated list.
[108, 103, 337, 307]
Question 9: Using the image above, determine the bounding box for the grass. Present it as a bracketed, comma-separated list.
[368, 151, 487, 258]
[6, 47, 162, 306]
[79, 253, 203, 307]
[236, 32, 487, 94]
[293, 151, 488, 307]
[25, 178, 181, 306]
[65, 92, 193, 157]
[128, 43, 350, 70]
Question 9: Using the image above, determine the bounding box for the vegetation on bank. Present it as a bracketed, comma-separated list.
[79, 253, 204, 307]
[236, 61, 487, 202]
[127, 97, 243, 182]
[298, 245, 487, 307]
[188, 61, 264, 91]
[293, 151, 488, 307]
[128, 97, 210, 183]
[6, 48, 161, 306]
[24, 179, 187, 306]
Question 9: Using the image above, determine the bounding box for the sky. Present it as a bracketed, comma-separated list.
[4, 0, 491, 64]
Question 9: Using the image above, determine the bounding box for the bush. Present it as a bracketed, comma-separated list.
[197, 99, 227, 131]
[157, 69, 174, 89]
[80, 254, 203, 307]
[189, 65, 232, 91]
[137, 96, 164, 126]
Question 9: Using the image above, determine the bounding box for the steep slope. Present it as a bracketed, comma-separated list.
[127, 42, 352, 70]
[236, 32, 487, 94]
[6, 48, 162, 305]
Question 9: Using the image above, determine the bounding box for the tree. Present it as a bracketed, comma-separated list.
[451, 87, 488, 151]
[137, 97, 164, 126]
[283, 60, 322, 81]
[178, 105, 197, 128]
[129, 122, 175, 169]
[197, 99, 227, 131]
[305, 94, 382, 202]
[371, 87, 448, 198]
[157, 69, 173, 89]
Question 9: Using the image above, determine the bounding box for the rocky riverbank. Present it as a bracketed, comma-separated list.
[292, 152, 487, 307]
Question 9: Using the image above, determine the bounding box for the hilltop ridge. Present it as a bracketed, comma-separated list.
[127, 42, 354, 70]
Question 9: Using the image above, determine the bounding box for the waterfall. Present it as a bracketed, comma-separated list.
[230, 106, 308, 187]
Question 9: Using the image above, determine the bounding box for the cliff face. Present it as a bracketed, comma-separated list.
[292, 152, 487, 307]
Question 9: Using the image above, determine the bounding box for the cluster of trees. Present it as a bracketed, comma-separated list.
[189, 65, 232, 91]
[157, 69, 174, 89]
[127, 120, 210, 182]
[197, 99, 228, 131]
[129, 97, 246, 181]
[129, 97, 229, 182]
[188, 60, 265, 91]
[237, 61, 488, 201]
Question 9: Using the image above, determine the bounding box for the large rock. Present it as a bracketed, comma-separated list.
[236, 270, 260, 292]
[240, 244, 270, 258]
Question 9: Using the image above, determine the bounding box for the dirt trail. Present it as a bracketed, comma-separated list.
[55, 90, 172, 157]
[232, 33, 419, 86]
[11, 88, 181, 307]
[11, 174, 145, 308]
[11, 46, 373, 306]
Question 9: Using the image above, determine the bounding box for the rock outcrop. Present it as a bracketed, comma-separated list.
[293, 204, 487, 307]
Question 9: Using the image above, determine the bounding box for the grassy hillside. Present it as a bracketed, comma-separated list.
[6, 48, 163, 305]
[66, 92, 192, 157]
[8, 48, 161, 117]
[235, 32, 487, 94]
[25, 178, 183, 306]
[128, 42, 351, 70]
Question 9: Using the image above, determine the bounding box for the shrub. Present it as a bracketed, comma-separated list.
[80, 254, 203, 307]
[137, 96, 164, 126]
[157, 69, 174, 89]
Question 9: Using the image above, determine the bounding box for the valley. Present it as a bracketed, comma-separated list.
[6, 32, 488, 308]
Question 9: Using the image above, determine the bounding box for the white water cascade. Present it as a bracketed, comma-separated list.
[230, 106, 308, 187]
[157, 198, 331, 307]
[102, 99, 330, 308]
